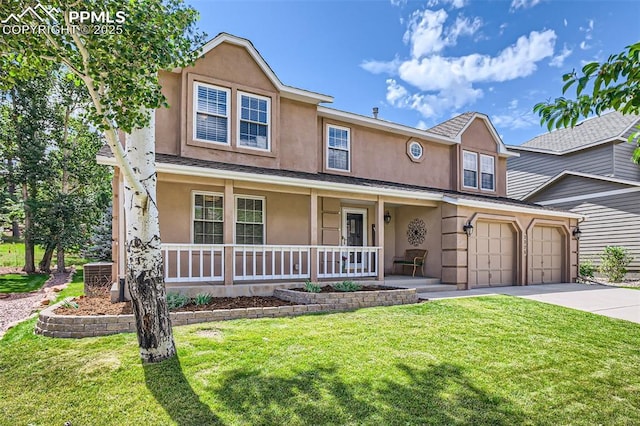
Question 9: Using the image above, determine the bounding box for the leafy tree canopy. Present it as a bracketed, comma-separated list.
[534, 42, 640, 163]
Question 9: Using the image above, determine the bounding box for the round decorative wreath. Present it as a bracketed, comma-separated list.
[407, 218, 426, 246]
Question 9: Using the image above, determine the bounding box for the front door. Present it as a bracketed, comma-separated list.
[342, 208, 367, 268]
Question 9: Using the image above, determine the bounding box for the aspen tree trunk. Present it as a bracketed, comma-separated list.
[123, 112, 176, 363]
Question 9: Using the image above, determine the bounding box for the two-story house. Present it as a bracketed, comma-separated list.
[98, 33, 581, 298]
[507, 112, 640, 272]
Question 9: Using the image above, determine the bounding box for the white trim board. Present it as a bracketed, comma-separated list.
[524, 170, 640, 200]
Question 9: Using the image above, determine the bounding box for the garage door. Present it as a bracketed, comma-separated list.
[469, 221, 515, 287]
[529, 226, 563, 284]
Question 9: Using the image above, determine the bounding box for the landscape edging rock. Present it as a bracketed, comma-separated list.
[35, 287, 418, 338]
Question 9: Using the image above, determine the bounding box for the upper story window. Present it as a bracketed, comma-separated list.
[480, 154, 495, 191]
[194, 82, 230, 144]
[238, 92, 270, 150]
[193, 192, 224, 244]
[327, 125, 351, 171]
[463, 151, 478, 188]
[236, 196, 265, 244]
[409, 141, 423, 160]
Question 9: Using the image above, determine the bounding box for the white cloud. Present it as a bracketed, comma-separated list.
[492, 110, 539, 130]
[427, 0, 467, 8]
[510, 0, 542, 11]
[416, 120, 429, 130]
[404, 9, 449, 57]
[508, 99, 519, 110]
[390, 0, 408, 6]
[362, 7, 555, 121]
[360, 58, 401, 75]
[398, 30, 556, 91]
[499, 23, 508, 35]
[550, 44, 572, 67]
[579, 19, 594, 50]
[403, 9, 482, 58]
[563, 18, 568, 27]
[385, 79, 408, 105]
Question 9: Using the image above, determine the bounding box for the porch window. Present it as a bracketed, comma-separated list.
[463, 151, 478, 188]
[193, 192, 223, 244]
[194, 82, 230, 144]
[327, 125, 350, 171]
[238, 92, 270, 150]
[235, 196, 265, 244]
[480, 154, 495, 191]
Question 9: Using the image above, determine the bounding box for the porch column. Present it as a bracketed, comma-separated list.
[224, 180, 234, 285]
[376, 195, 385, 282]
[310, 189, 318, 282]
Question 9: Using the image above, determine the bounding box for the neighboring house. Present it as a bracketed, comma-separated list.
[98, 33, 581, 297]
[507, 111, 640, 271]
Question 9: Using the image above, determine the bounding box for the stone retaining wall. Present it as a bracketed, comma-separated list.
[274, 287, 418, 307]
[36, 287, 418, 338]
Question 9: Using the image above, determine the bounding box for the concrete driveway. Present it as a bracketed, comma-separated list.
[421, 283, 640, 324]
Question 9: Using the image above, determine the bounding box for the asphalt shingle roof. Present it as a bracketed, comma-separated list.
[97, 146, 570, 214]
[427, 112, 475, 138]
[521, 111, 639, 152]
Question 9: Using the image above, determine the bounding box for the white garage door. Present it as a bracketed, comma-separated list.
[529, 226, 563, 284]
[469, 221, 515, 287]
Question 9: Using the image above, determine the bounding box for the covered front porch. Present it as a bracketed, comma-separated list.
[111, 166, 447, 298]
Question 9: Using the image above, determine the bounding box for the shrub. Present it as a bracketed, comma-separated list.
[193, 293, 212, 306]
[166, 292, 189, 310]
[579, 259, 596, 278]
[599, 246, 633, 283]
[61, 300, 79, 309]
[303, 280, 321, 293]
[333, 281, 362, 292]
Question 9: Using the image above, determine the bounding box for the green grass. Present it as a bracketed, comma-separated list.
[0, 242, 88, 268]
[1, 296, 639, 425]
[0, 273, 48, 293]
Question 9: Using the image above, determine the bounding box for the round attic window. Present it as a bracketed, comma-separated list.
[409, 141, 423, 159]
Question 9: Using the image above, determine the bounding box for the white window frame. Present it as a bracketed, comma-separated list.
[234, 195, 266, 245]
[237, 91, 271, 152]
[409, 141, 423, 160]
[462, 150, 478, 189]
[193, 82, 231, 145]
[191, 191, 224, 244]
[326, 124, 351, 172]
[480, 154, 495, 192]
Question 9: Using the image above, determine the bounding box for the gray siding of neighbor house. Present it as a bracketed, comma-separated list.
[613, 142, 640, 181]
[528, 175, 627, 202]
[507, 144, 614, 199]
[531, 178, 640, 271]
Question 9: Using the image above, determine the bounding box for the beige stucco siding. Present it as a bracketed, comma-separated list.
[320, 117, 452, 189]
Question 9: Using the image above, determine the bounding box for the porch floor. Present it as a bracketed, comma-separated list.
[161, 275, 455, 298]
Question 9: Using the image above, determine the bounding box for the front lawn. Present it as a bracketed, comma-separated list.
[1, 296, 638, 425]
[0, 273, 48, 293]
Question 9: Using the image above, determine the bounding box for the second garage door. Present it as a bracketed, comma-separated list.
[469, 221, 516, 287]
[529, 226, 564, 284]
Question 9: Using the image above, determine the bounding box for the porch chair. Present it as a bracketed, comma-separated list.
[392, 249, 428, 277]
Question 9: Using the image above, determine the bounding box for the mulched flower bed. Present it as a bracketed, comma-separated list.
[291, 285, 400, 293]
[54, 295, 295, 316]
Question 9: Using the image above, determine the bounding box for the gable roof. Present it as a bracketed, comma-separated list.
[428, 112, 517, 157]
[174, 33, 333, 105]
[523, 170, 640, 200]
[509, 111, 639, 154]
[427, 112, 475, 138]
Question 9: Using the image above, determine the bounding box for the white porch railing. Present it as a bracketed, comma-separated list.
[161, 244, 381, 283]
[233, 245, 310, 281]
[162, 244, 224, 283]
[317, 246, 380, 279]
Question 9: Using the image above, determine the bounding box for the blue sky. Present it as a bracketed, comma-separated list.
[188, 0, 639, 145]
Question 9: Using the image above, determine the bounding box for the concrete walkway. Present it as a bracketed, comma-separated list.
[420, 283, 640, 324]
